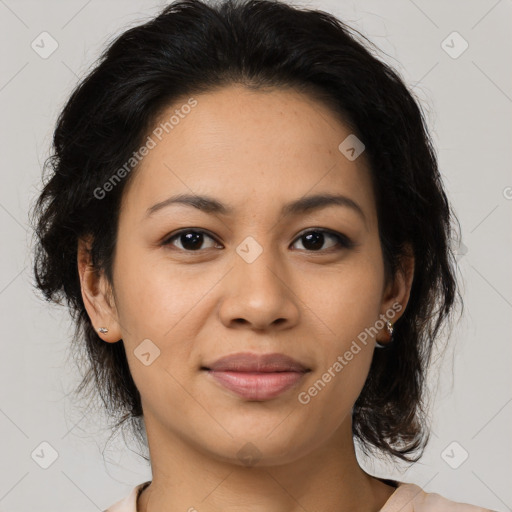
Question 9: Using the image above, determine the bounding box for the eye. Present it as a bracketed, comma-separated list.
[162, 229, 221, 251]
[162, 228, 354, 253]
[291, 229, 354, 252]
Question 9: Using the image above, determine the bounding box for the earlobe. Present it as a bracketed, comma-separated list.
[377, 247, 415, 344]
[77, 236, 122, 343]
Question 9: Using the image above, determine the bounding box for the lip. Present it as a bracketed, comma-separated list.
[205, 352, 309, 373]
[202, 352, 310, 401]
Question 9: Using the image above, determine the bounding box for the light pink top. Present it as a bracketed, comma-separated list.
[104, 480, 496, 512]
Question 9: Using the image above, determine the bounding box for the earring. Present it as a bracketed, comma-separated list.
[376, 320, 394, 349]
[97, 327, 109, 334]
[386, 320, 394, 338]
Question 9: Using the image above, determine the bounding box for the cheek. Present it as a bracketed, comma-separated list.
[312, 260, 384, 338]
[305, 255, 383, 399]
[113, 245, 205, 337]
[293, 342, 374, 450]
[112, 246, 222, 381]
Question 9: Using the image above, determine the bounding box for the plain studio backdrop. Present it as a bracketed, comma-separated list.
[0, 0, 510, 510]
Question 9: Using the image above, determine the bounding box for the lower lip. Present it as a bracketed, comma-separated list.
[206, 370, 306, 400]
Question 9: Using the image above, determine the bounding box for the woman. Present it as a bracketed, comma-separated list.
[31, 0, 496, 510]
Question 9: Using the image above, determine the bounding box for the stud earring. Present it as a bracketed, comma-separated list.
[97, 327, 109, 334]
[376, 320, 394, 349]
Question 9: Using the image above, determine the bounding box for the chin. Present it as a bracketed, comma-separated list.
[189, 419, 323, 468]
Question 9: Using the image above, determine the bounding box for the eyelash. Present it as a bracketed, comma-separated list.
[161, 228, 355, 253]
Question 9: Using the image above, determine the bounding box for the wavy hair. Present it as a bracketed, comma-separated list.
[30, 0, 461, 463]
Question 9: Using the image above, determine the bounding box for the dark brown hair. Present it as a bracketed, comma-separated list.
[30, 0, 460, 463]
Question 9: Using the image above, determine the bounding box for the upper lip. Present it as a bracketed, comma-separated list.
[203, 352, 310, 373]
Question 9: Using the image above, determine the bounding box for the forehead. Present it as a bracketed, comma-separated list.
[121, 85, 376, 225]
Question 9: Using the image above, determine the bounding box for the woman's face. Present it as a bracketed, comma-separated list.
[89, 84, 410, 465]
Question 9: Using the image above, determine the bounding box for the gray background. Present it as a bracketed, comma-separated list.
[0, 0, 511, 510]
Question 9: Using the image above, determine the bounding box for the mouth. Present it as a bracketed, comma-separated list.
[201, 352, 310, 401]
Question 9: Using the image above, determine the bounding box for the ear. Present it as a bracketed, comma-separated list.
[77, 235, 122, 343]
[377, 245, 415, 343]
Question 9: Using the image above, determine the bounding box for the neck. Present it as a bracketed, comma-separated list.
[137, 415, 396, 512]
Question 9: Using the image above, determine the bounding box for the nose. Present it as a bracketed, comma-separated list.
[218, 247, 300, 331]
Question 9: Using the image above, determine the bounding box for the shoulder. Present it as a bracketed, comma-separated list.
[380, 482, 497, 512]
[104, 481, 151, 512]
[104, 480, 497, 512]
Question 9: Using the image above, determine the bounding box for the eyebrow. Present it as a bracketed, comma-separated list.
[145, 192, 367, 225]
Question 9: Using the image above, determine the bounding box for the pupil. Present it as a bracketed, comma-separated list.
[182, 232, 203, 250]
[178, 231, 326, 251]
[303, 232, 323, 251]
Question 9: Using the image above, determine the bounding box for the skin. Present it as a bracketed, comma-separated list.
[78, 84, 414, 512]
